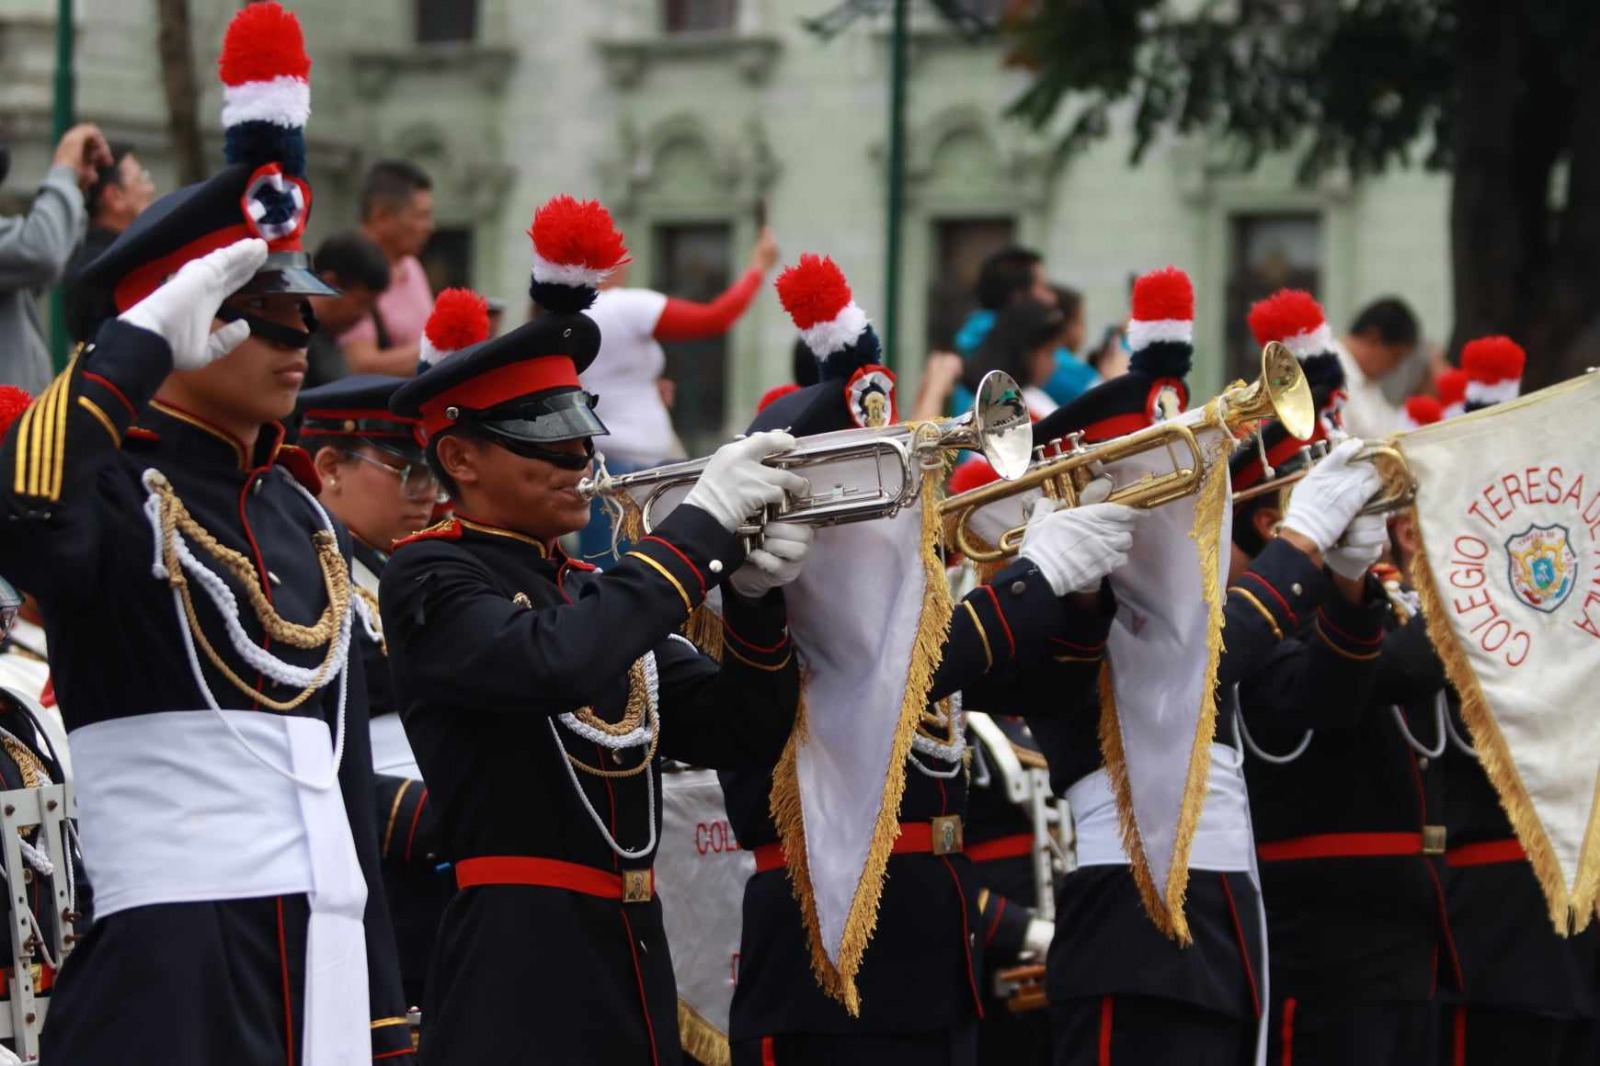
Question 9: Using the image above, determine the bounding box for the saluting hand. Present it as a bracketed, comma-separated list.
[1018, 499, 1139, 596]
[119, 238, 268, 371]
[683, 431, 809, 533]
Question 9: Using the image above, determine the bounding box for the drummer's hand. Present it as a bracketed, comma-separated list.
[120, 238, 268, 370]
[683, 431, 808, 533]
[728, 522, 813, 599]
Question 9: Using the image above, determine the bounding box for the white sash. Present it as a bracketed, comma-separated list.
[71, 710, 369, 1066]
[369, 714, 421, 782]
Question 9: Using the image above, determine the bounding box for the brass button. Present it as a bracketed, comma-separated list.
[1010, 580, 1026, 595]
[1291, 582, 1303, 596]
[709, 559, 723, 574]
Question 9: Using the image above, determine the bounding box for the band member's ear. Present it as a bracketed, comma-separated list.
[312, 445, 344, 486]
[435, 434, 480, 491]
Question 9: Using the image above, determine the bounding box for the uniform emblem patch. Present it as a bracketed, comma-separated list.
[1505, 524, 1577, 613]
[845, 366, 896, 429]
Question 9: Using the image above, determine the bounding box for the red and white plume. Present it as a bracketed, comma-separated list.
[0, 387, 31, 443]
[420, 288, 492, 368]
[1436, 367, 1468, 418]
[528, 195, 629, 290]
[776, 253, 869, 358]
[1125, 266, 1193, 352]
[1400, 394, 1443, 431]
[1248, 290, 1333, 360]
[218, 2, 310, 131]
[1462, 335, 1526, 407]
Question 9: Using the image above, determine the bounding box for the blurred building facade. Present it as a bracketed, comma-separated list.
[0, 0, 1451, 445]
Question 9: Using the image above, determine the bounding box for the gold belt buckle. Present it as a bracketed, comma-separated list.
[931, 815, 964, 856]
[622, 869, 653, 903]
[1422, 826, 1447, 856]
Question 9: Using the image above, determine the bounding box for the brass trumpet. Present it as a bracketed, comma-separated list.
[578, 371, 1035, 546]
[941, 342, 1315, 562]
[1232, 439, 1416, 516]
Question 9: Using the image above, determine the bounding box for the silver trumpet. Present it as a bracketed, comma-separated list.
[577, 371, 1034, 548]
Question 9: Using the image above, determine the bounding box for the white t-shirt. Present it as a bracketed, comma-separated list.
[1334, 340, 1403, 440]
[582, 288, 684, 466]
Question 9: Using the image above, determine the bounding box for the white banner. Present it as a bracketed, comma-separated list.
[656, 769, 749, 1066]
[1401, 373, 1600, 930]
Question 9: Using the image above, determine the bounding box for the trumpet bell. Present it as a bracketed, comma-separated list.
[971, 370, 1034, 480]
[1258, 341, 1316, 441]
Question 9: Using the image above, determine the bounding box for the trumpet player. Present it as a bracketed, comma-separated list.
[1019, 278, 1389, 1066]
[381, 196, 809, 1064]
[718, 255, 1138, 1066]
[1388, 340, 1598, 1066]
[1230, 290, 1456, 1066]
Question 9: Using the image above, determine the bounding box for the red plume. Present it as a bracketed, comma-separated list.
[1130, 267, 1193, 323]
[756, 383, 802, 413]
[1461, 336, 1526, 383]
[218, 2, 310, 87]
[424, 289, 491, 354]
[1404, 394, 1443, 427]
[1436, 367, 1468, 408]
[1248, 290, 1326, 347]
[776, 254, 853, 330]
[947, 457, 1000, 496]
[528, 195, 629, 278]
[0, 387, 32, 444]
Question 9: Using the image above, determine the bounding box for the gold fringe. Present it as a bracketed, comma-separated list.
[1095, 429, 1230, 944]
[1409, 533, 1578, 934]
[677, 1000, 730, 1066]
[766, 472, 954, 1014]
[683, 603, 725, 662]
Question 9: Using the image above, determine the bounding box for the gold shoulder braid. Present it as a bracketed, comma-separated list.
[148, 472, 351, 712]
[562, 659, 658, 779]
[0, 734, 45, 791]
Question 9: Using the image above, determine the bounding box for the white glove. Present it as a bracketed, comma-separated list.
[1325, 510, 1388, 580]
[1022, 917, 1055, 960]
[1018, 499, 1138, 596]
[728, 521, 814, 599]
[1280, 438, 1383, 553]
[119, 238, 268, 371]
[682, 431, 808, 533]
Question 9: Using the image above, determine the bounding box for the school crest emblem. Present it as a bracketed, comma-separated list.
[1505, 524, 1577, 614]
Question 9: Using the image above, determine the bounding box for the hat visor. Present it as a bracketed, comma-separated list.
[475, 390, 609, 444]
[367, 438, 428, 466]
[235, 252, 341, 299]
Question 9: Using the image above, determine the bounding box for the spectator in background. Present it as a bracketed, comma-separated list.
[1049, 283, 1099, 401]
[0, 123, 110, 392]
[304, 230, 392, 387]
[967, 299, 1067, 419]
[63, 141, 155, 344]
[339, 160, 436, 376]
[1337, 296, 1420, 438]
[577, 224, 781, 558]
[1088, 324, 1130, 380]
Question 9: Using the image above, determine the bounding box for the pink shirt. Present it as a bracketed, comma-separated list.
[337, 254, 434, 348]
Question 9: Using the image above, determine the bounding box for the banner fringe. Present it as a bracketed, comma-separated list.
[677, 999, 731, 1066]
[768, 472, 953, 1014]
[1409, 532, 1575, 934]
[683, 603, 725, 662]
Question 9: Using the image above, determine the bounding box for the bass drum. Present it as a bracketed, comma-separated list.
[656, 765, 754, 1066]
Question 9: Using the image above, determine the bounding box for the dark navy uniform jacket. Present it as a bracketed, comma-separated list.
[1033, 536, 1335, 1021]
[720, 555, 1112, 1039]
[0, 320, 412, 1063]
[1377, 612, 1600, 1020]
[381, 506, 799, 1066]
[1238, 574, 1459, 1004]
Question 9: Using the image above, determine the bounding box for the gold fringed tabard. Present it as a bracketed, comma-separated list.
[1095, 421, 1231, 941]
[767, 471, 953, 1013]
[1409, 538, 1578, 933]
[677, 999, 731, 1066]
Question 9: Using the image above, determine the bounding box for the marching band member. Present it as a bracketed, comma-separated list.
[719, 254, 1135, 1066]
[292, 372, 446, 1010]
[381, 195, 808, 1065]
[1231, 291, 1452, 1066]
[3, 6, 413, 1062]
[1029, 280, 1382, 1065]
[1396, 339, 1598, 1066]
